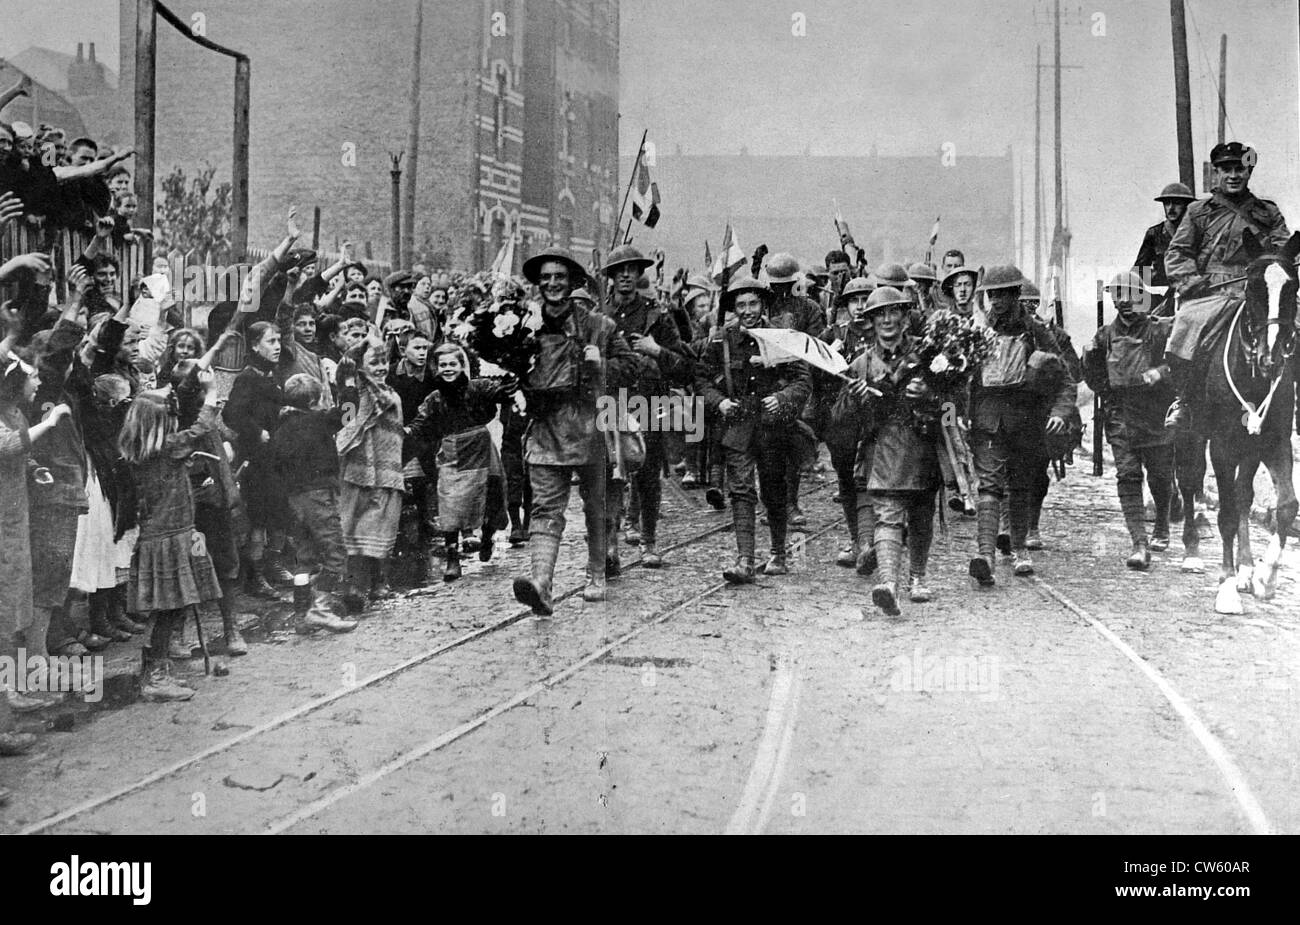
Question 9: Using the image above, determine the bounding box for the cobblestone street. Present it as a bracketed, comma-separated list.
[3, 452, 1297, 835]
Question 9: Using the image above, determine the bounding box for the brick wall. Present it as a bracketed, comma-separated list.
[120, 0, 480, 267]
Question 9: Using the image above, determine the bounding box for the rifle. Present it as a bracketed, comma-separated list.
[589, 248, 607, 305]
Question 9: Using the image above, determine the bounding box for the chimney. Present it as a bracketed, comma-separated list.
[88, 43, 97, 63]
[76, 42, 84, 61]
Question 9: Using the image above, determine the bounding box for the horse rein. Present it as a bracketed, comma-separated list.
[1222, 300, 1293, 435]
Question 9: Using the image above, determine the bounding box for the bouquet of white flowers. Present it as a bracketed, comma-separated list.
[462, 275, 543, 379]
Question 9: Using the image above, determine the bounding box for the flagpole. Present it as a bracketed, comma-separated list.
[612, 129, 648, 250]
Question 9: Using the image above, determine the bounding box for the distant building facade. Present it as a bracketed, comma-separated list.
[117, 0, 619, 271]
[615, 151, 1015, 274]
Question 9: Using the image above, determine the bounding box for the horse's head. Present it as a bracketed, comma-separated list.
[1241, 232, 1300, 376]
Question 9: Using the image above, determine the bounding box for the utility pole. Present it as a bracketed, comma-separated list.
[1171, 0, 1196, 192]
[1033, 44, 1042, 286]
[1217, 33, 1227, 144]
[1053, 0, 1063, 266]
[134, 0, 157, 261]
[390, 152, 403, 270]
[401, 0, 424, 269]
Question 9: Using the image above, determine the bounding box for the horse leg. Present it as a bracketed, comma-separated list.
[1209, 439, 1244, 615]
[1177, 432, 1206, 572]
[1235, 454, 1259, 593]
[1253, 442, 1296, 601]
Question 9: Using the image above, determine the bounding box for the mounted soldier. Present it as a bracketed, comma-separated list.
[1164, 143, 1290, 430]
[696, 276, 812, 584]
[600, 244, 694, 571]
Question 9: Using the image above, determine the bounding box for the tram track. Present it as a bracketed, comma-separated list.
[16, 486, 834, 835]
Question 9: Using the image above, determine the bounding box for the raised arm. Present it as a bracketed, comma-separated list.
[53, 147, 134, 182]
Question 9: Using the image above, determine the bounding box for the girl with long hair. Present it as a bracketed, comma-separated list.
[118, 369, 225, 702]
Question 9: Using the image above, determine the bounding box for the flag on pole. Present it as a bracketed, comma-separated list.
[746, 328, 848, 375]
[711, 223, 745, 282]
[630, 159, 661, 228]
[704, 240, 713, 274]
[928, 215, 941, 246]
[489, 232, 516, 277]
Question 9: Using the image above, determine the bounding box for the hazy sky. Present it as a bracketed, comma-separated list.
[620, 0, 1300, 337]
[0, 0, 120, 71]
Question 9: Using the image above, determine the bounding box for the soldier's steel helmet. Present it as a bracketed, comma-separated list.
[1210, 141, 1257, 168]
[723, 274, 773, 306]
[603, 245, 654, 276]
[807, 263, 830, 283]
[872, 263, 910, 289]
[1019, 280, 1042, 299]
[522, 247, 588, 286]
[1104, 270, 1148, 303]
[836, 276, 877, 305]
[763, 252, 801, 284]
[977, 265, 1026, 292]
[571, 287, 595, 304]
[907, 262, 938, 283]
[863, 286, 913, 312]
[1155, 182, 1195, 202]
[940, 265, 979, 294]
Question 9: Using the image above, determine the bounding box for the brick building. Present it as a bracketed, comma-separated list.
[116, 0, 619, 272]
[615, 150, 1016, 276]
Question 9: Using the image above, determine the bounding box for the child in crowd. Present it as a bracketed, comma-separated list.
[408, 343, 512, 581]
[271, 373, 360, 629]
[117, 372, 224, 702]
[336, 337, 405, 602]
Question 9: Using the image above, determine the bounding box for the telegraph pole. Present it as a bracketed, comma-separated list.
[1171, 0, 1196, 192]
[1217, 34, 1227, 145]
[1053, 0, 1063, 265]
[401, 0, 424, 268]
[1034, 43, 1042, 286]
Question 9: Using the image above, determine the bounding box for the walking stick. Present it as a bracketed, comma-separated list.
[1093, 280, 1104, 476]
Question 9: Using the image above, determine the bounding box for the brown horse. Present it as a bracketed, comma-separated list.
[1200, 235, 1300, 613]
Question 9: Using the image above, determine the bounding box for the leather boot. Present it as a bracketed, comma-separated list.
[139, 648, 194, 703]
[870, 537, 904, 616]
[369, 557, 396, 601]
[479, 529, 495, 562]
[89, 591, 131, 642]
[641, 538, 662, 569]
[969, 497, 999, 586]
[262, 549, 295, 587]
[107, 587, 147, 634]
[582, 570, 607, 602]
[1164, 356, 1195, 430]
[1118, 480, 1148, 548]
[723, 555, 756, 584]
[514, 533, 561, 616]
[443, 533, 462, 582]
[836, 538, 860, 568]
[760, 548, 789, 575]
[725, 499, 757, 584]
[1126, 539, 1152, 571]
[605, 527, 622, 578]
[341, 557, 369, 614]
[242, 557, 280, 599]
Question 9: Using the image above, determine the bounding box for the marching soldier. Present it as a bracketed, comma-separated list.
[697, 277, 812, 584]
[834, 287, 945, 614]
[1134, 182, 1196, 297]
[763, 252, 826, 527]
[819, 276, 876, 567]
[601, 245, 694, 570]
[1082, 271, 1175, 570]
[511, 248, 636, 614]
[966, 266, 1077, 585]
[940, 265, 980, 323]
[1164, 142, 1290, 430]
[907, 262, 939, 325]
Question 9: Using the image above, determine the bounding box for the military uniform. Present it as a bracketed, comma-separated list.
[967, 277, 1078, 582]
[1134, 221, 1176, 290]
[1083, 303, 1175, 567]
[818, 314, 874, 562]
[833, 332, 944, 612]
[697, 315, 812, 580]
[603, 288, 694, 565]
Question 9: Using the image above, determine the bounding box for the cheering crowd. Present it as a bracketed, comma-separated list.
[2, 57, 1282, 795]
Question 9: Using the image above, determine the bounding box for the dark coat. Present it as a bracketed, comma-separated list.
[1083, 314, 1175, 448]
[523, 300, 637, 467]
[409, 376, 509, 451]
[603, 293, 694, 397]
[968, 308, 1078, 440]
[696, 319, 813, 452]
[832, 336, 941, 492]
[1134, 220, 1175, 289]
[269, 406, 345, 494]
